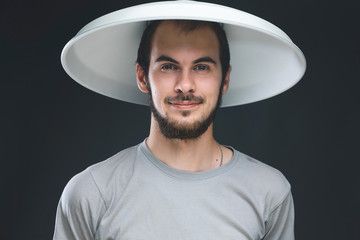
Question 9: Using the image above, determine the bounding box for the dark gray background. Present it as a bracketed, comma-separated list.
[2, 0, 359, 239]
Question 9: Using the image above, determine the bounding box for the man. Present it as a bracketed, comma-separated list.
[54, 1, 305, 239]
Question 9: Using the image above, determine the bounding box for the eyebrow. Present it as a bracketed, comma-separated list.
[193, 57, 217, 65]
[155, 55, 217, 65]
[155, 55, 179, 64]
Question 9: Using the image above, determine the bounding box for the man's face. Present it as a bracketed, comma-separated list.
[139, 21, 229, 139]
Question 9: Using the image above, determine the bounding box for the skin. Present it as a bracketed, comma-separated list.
[136, 21, 233, 172]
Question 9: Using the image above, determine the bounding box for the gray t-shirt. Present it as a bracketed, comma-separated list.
[53, 140, 294, 240]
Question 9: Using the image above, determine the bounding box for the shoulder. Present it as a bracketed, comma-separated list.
[66, 144, 140, 206]
[60, 144, 140, 207]
[55, 144, 141, 238]
[232, 149, 291, 212]
[55, 168, 105, 238]
[87, 144, 139, 179]
[61, 168, 99, 206]
[236, 150, 290, 188]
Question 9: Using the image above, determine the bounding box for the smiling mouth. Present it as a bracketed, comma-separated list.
[169, 101, 201, 109]
[166, 94, 204, 111]
[165, 94, 204, 107]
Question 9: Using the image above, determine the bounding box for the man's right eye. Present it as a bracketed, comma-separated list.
[161, 64, 178, 71]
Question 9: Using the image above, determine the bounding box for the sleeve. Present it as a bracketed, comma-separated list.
[53, 169, 107, 240]
[263, 192, 295, 240]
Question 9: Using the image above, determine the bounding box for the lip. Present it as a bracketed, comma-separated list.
[169, 101, 201, 110]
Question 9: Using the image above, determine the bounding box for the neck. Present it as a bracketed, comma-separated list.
[146, 116, 221, 172]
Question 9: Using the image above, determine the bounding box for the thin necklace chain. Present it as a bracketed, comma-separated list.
[218, 142, 224, 167]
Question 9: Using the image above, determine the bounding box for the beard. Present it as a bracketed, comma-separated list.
[147, 81, 223, 140]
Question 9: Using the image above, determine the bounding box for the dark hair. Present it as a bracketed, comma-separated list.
[136, 20, 230, 82]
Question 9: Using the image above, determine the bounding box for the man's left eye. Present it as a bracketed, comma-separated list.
[194, 65, 210, 71]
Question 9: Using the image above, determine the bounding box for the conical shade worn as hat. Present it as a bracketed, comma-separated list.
[61, 0, 306, 107]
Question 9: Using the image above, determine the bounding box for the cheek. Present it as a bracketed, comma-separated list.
[149, 73, 176, 95]
[148, 78, 169, 108]
[197, 77, 222, 96]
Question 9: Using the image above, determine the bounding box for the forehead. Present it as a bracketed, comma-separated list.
[150, 21, 220, 59]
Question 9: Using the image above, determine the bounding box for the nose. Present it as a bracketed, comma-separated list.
[175, 70, 195, 94]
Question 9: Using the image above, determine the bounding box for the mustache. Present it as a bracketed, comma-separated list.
[165, 94, 205, 103]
